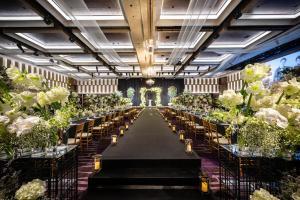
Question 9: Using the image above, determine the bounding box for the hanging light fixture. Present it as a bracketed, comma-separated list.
[146, 78, 155, 86]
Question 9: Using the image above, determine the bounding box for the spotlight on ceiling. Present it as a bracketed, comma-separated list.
[146, 78, 155, 86]
[43, 15, 53, 25]
[17, 43, 25, 53]
[69, 35, 76, 43]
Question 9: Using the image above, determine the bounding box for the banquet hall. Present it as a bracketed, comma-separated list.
[0, 0, 299, 200]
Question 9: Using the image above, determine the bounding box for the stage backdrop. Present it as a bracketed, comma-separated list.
[118, 78, 184, 106]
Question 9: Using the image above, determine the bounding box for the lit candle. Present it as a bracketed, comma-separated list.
[168, 122, 172, 127]
[185, 139, 193, 153]
[172, 125, 176, 132]
[179, 132, 184, 141]
[125, 122, 129, 130]
[187, 144, 192, 152]
[200, 175, 209, 193]
[201, 181, 208, 193]
[120, 127, 124, 136]
[130, 119, 134, 124]
[165, 117, 168, 121]
[111, 135, 117, 145]
[93, 154, 102, 171]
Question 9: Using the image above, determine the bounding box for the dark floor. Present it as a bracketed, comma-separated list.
[102, 108, 198, 159]
[78, 108, 220, 200]
[84, 189, 214, 200]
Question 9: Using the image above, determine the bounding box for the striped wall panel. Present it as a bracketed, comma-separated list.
[0, 55, 68, 88]
[227, 71, 243, 91]
[184, 78, 219, 93]
[77, 79, 118, 94]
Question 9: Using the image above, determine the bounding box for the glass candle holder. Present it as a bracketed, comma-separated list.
[200, 174, 209, 193]
[185, 139, 193, 153]
[172, 125, 176, 132]
[93, 154, 102, 171]
[179, 130, 185, 142]
[111, 135, 118, 145]
[125, 122, 129, 130]
[119, 126, 125, 136]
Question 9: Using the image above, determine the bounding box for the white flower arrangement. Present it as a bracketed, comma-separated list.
[246, 81, 266, 95]
[0, 115, 10, 125]
[255, 108, 288, 129]
[15, 179, 46, 200]
[242, 63, 271, 83]
[7, 116, 41, 137]
[250, 188, 279, 200]
[219, 89, 243, 109]
[279, 78, 300, 96]
[46, 86, 70, 105]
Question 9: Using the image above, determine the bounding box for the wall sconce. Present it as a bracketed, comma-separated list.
[179, 130, 185, 142]
[185, 139, 193, 154]
[125, 122, 129, 130]
[172, 125, 176, 132]
[93, 154, 102, 171]
[119, 126, 125, 136]
[200, 174, 209, 193]
[111, 135, 118, 145]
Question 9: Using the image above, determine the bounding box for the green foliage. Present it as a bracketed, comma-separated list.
[238, 117, 286, 154]
[17, 122, 58, 149]
[126, 87, 135, 100]
[279, 170, 300, 200]
[0, 161, 20, 200]
[0, 124, 16, 158]
[167, 86, 177, 99]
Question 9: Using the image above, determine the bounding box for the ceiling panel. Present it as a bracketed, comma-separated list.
[161, 0, 228, 15]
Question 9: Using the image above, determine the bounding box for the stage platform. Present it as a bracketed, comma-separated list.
[88, 108, 201, 189]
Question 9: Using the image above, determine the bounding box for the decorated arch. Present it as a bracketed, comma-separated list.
[140, 87, 162, 106]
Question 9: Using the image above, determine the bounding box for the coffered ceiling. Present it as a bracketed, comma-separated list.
[0, 0, 299, 79]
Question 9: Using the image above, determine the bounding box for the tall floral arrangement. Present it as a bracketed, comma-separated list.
[126, 87, 135, 100]
[171, 92, 213, 111]
[213, 62, 300, 154]
[0, 67, 74, 158]
[167, 86, 177, 102]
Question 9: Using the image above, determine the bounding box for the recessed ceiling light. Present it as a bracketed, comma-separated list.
[208, 31, 271, 48]
[47, 0, 124, 20]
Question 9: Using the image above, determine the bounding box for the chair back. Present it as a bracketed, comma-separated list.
[75, 123, 84, 141]
[87, 119, 95, 133]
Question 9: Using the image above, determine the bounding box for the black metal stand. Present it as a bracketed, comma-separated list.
[13, 145, 78, 200]
[219, 145, 299, 200]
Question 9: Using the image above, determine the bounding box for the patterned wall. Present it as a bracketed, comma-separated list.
[184, 71, 244, 94]
[0, 54, 68, 88]
[184, 78, 219, 93]
[227, 71, 243, 91]
[77, 79, 118, 94]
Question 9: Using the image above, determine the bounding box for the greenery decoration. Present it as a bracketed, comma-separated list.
[167, 86, 177, 101]
[140, 87, 162, 106]
[127, 87, 135, 100]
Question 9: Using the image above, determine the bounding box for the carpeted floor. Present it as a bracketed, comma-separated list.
[77, 108, 220, 199]
[102, 108, 199, 159]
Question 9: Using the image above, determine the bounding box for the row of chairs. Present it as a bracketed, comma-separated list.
[67, 109, 139, 148]
[164, 108, 230, 153]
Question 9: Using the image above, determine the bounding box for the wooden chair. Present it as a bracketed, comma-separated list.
[68, 123, 84, 146]
[191, 115, 205, 141]
[208, 123, 225, 152]
[78, 120, 94, 148]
